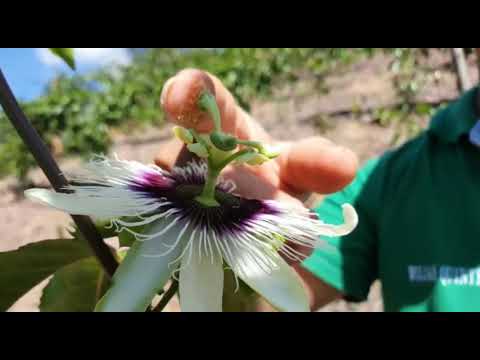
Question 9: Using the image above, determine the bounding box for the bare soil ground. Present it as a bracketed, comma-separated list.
[3, 50, 479, 312]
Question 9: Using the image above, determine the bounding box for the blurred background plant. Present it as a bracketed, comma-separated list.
[0, 48, 476, 183]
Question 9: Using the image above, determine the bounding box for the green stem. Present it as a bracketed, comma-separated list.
[189, 128, 209, 149]
[195, 165, 220, 207]
[194, 149, 253, 207]
[198, 92, 221, 132]
[152, 280, 179, 312]
[216, 149, 253, 170]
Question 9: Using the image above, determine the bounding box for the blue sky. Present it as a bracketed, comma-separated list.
[0, 48, 132, 102]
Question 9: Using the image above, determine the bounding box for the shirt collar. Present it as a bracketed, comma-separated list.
[429, 86, 479, 143]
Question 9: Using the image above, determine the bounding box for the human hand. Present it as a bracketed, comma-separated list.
[155, 69, 358, 264]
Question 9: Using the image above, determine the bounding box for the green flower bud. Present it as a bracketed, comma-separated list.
[117, 247, 130, 262]
[210, 131, 238, 151]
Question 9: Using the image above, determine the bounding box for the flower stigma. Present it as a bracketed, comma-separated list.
[174, 90, 280, 208]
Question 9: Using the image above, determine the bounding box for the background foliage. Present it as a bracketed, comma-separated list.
[0, 48, 463, 181]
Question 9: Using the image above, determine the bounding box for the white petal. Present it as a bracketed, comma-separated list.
[25, 189, 114, 218]
[316, 203, 359, 237]
[225, 246, 309, 312]
[24, 187, 160, 220]
[95, 220, 190, 312]
[179, 245, 224, 312]
[24, 155, 172, 219]
[257, 202, 358, 247]
[337, 204, 358, 235]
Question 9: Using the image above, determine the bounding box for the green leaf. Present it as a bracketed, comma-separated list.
[415, 103, 432, 116]
[0, 238, 91, 311]
[40, 257, 110, 312]
[48, 48, 76, 70]
[117, 223, 144, 248]
[222, 269, 260, 312]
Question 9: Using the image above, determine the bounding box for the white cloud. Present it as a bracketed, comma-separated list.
[36, 48, 132, 68]
[36, 48, 64, 66]
[74, 48, 132, 66]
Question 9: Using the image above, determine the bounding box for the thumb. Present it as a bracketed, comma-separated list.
[160, 68, 270, 142]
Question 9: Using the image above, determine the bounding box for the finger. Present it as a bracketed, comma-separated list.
[153, 137, 185, 171]
[160, 68, 270, 142]
[278, 137, 358, 195]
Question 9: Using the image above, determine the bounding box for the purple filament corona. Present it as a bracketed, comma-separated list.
[127, 168, 280, 237]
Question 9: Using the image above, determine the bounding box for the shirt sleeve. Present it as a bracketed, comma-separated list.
[301, 157, 384, 302]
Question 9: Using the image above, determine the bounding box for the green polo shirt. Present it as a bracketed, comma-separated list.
[302, 86, 480, 312]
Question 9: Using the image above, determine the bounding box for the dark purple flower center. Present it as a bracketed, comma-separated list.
[128, 170, 279, 235]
